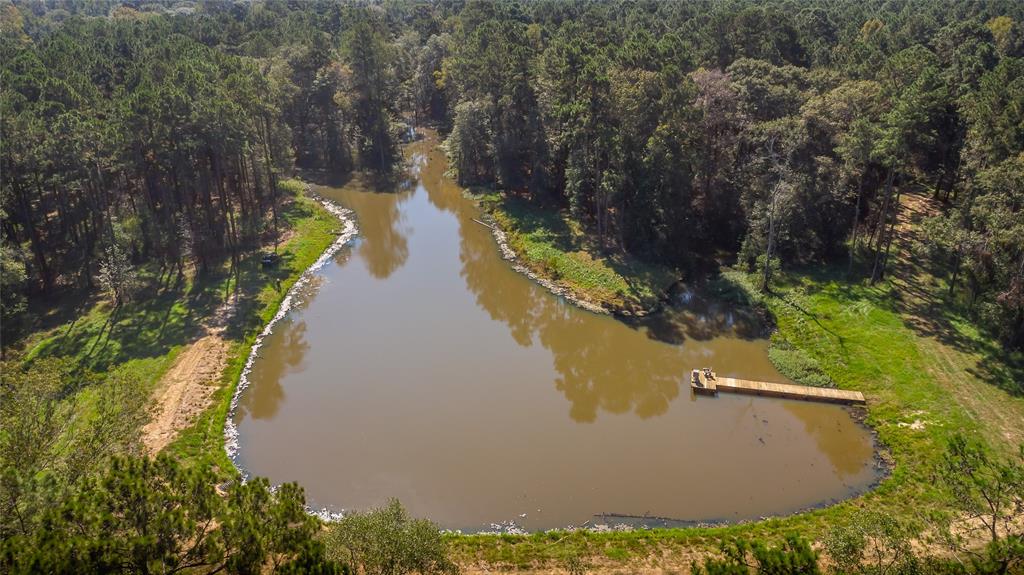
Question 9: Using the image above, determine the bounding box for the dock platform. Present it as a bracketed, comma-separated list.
[689, 370, 865, 405]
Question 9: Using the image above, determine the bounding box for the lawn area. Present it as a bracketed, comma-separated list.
[446, 265, 1024, 572]
[15, 185, 341, 473]
[473, 191, 678, 314]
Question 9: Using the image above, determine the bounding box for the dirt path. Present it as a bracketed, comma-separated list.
[141, 296, 235, 454]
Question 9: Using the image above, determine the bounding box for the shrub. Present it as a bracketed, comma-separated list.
[767, 335, 835, 388]
[691, 535, 820, 575]
[278, 179, 308, 197]
[1, 455, 338, 574]
[326, 499, 458, 575]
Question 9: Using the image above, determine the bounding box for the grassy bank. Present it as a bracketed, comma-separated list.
[13, 185, 341, 473]
[168, 190, 342, 471]
[446, 265, 1024, 571]
[472, 190, 678, 314]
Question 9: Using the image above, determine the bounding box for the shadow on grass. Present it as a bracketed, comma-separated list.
[34, 285, 195, 373]
[222, 251, 298, 342]
[498, 196, 577, 252]
[790, 263, 1024, 398]
[280, 200, 315, 226]
[776, 291, 847, 352]
[893, 294, 983, 354]
[30, 240, 305, 376]
[605, 253, 679, 302]
[12, 284, 103, 353]
[970, 349, 1024, 397]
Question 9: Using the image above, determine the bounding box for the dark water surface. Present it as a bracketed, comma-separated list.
[233, 136, 879, 532]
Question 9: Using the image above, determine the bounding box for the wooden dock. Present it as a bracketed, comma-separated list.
[689, 370, 865, 405]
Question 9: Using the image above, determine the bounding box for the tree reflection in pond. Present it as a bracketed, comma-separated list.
[335, 174, 413, 281]
[232, 134, 880, 531]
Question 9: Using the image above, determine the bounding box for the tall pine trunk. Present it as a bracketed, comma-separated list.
[870, 167, 897, 284]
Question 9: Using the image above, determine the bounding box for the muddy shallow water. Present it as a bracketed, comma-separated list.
[232, 137, 880, 532]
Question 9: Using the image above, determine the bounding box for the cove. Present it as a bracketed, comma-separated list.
[231, 136, 881, 532]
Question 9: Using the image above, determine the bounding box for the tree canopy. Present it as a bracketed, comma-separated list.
[3, 0, 1023, 347]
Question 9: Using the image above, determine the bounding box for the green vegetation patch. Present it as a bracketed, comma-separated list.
[768, 333, 835, 388]
[473, 191, 677, 313]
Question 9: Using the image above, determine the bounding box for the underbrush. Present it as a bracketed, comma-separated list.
[767, 334, 835, 388]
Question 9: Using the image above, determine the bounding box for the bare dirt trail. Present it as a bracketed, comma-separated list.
[141, 290, 237, 455]
[141, 332, 230, 454]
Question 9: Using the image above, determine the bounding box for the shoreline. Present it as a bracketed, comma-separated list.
[470, 195, 677, 318]
[483, 212, 612, 315]
[223, 186, 358, 466]
[233, 143, 886, 535]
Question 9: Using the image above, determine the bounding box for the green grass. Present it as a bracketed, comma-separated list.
[16, 187, 341, 474]
[767, 334, 836, 388]
[724, 269, 968, 490]
[446, 264, 1024, 570]
[168, 193, 340, 471]
[473, 191, 678, 313]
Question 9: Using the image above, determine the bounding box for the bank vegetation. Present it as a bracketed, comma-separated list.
[2, 1, 1023, 573]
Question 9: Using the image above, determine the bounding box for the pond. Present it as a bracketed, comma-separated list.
[231, 135, 880, 532]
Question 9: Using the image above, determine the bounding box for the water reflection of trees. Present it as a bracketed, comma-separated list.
[628, 294, 766, 345]
[240, 319, 310, 420]
[451, 181, 687, 423]
[413, 138, 762, 424]
[335, 178, 413, 280]
[542, 314, 688, 422]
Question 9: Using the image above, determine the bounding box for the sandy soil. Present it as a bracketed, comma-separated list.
[140, 294, 236, 454]
[141, 333, 230, 454]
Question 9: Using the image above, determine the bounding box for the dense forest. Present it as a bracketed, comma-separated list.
[2, 0, 1024, 573]
[2, 0, 1023, 350]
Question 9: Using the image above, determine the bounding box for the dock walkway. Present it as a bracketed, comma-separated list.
[690, 370, 865, 405]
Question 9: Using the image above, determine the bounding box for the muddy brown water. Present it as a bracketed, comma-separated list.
[233, 136, 880, 532]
